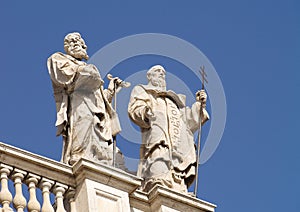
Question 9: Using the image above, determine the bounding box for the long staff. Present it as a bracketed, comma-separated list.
[194, 66, 208, 197]
[107, 74, 130, 167]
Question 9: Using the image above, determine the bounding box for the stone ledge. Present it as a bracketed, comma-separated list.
[130, 185, 216, 212]
[72, 158, 142, 194]
[0, 142, 75, 186]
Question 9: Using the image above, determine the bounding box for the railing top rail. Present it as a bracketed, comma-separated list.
[0, 142, 75, 187]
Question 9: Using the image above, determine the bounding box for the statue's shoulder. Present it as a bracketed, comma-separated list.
[136, 84, 159, 91]
[131, 84, 148, 96]
[135, 84, 147, 90]
[48, 52, 69, 61]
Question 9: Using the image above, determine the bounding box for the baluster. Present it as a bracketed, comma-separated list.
[53, 183, 67, 212]
[65, 188, 76, 212]
[26, 174, 41, 212]
[40, 178, 54, 212]
[0, 164, 13, 211]
[12, 169, 27, 212]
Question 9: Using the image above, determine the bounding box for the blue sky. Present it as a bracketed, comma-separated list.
[1, 1, 299, 211]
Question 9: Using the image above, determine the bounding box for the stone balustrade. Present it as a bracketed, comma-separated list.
[0, 142, 75, 212]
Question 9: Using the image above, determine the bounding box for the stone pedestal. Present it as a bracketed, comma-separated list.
[72, 158, 142, 212]
[71, 158, 216, 212]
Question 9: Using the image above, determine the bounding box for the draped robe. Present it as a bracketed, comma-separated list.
[47, 52, 121, 165]
[128, 84, 209, 192]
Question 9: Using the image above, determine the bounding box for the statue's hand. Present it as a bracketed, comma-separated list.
[108, 77, 123, 92]
[145, 107, 155, 121]
[196, 89, 207, 103]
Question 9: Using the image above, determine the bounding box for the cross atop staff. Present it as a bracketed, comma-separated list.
[194, 65, 208, 197]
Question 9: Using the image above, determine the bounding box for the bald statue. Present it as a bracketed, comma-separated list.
[128, 65, 209, 192]
[47, 32, 124, 167]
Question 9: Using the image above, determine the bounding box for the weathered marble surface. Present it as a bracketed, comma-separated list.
[128, 65, 209, 193]
[47, 32, 123, 166]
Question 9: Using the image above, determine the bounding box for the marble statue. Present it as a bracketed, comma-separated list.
[128, 65, 209, 193]
[47, 32, 124, 166]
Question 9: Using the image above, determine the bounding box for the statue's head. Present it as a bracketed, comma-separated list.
[147, 65, 166, 90]
[64, 32, 89, 60]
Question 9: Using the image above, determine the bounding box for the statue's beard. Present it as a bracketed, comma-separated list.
[68, 46, 89, 61]
[150, 78, 166, 91]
